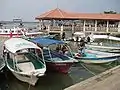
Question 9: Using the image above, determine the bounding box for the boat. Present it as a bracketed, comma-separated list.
[89, 32, 120, 42]
[74, 49, 120, 64]
[66, 32, 85, 42]
[31, 37, 78, 73]
[0, 21, 44, 38]
[86, 33, 120, 53]
[4, 38, 46, 85]
[86, 43, 120, 53]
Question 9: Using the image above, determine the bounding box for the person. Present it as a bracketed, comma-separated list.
[56, 45, 61, 52]
[86, 36, 90, 43]
[19, 23, 24, 28]
[61, 45, 68, 55]
[62, 32, 66, 40]
[9, 30, 13, 38]
[76, 36, 79, 42]
[2, 45, 7, 59]
[78, 37, 85, 55]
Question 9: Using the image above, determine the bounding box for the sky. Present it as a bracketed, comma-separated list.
[0, 0, 120, 21]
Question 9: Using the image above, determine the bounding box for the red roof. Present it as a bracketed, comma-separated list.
[35, 8, 120, 20]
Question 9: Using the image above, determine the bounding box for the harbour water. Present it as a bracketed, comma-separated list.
[1, 63, 113, 90]
[0, 22, 120, 90]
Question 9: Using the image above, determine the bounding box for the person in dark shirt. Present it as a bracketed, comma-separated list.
[78, 37, 85, 55]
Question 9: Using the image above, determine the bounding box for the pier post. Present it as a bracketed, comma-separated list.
[47, 25, 50, 34]
[106, 21, 109, 32]
[83, 20, 86, 32]
[95, 20, 97, 32]
[72, 23, 74, 35]
[61, 25, 64, 39]
[118, 21, 120, 32]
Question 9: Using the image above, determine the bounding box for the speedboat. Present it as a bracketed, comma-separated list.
[31, 37, 78, 73]
[74, 49, 120, 64]
[4, 38, 46, 86]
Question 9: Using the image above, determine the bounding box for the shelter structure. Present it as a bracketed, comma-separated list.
[35, 8, 120, 37]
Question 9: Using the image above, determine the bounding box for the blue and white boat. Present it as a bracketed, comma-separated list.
[31, 37, 77, 73]
[74, 49, 120, 64]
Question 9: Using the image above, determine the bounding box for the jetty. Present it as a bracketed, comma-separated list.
[64, 65, 120, 90]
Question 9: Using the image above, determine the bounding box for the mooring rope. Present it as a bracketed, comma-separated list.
[28, 73, 33, 90]
[80, 63, 96, 76]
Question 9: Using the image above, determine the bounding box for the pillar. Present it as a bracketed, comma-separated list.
[72, 23, 74, 35]
[118, 21, 120, 32]
[83, 20, 86, 32]
[60, 25, 64, 38]
[106, 21, 109, 32]
[47, 25, 50, 34]
[95, 20, 97, 32]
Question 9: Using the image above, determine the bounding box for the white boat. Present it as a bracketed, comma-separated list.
[74, 49, 120, 64]
[66, 32, 85, 41]
[86, 33, 120, 53]
[0, 27, 44, 38]
[4, 38, 46, 85]
[89, 33, 120, 42]
[86, 43, 120, 53]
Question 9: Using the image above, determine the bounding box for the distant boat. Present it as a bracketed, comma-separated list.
[74, 49, 120, 64]
[0, 20, 44, 38]
[66, 32, 85, 42]
[31, 37, 78, 73]
[4, 38, 46, 85]
[86, 33, 120, 53]
[86, 43, 120, 53]
[89, 33, 120, 42]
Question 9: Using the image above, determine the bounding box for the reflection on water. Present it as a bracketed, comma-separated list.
[2, 62, 113, 90]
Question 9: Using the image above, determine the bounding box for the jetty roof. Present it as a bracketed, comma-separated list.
[35, 8, 120, 20]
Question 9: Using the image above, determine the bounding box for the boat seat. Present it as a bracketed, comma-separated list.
[15, 54, 29, 63]
[16, 62, 35, 73]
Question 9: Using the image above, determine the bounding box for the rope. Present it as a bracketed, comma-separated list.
[80, 63, 96, 76]
[27, 73, 33, 90]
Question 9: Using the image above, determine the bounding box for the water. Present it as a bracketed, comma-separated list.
[1, 62, 116, 90]
[4, 63, 108, 90]
[0, 22, 119, 90]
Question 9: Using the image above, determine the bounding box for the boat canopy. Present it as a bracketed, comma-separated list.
[4, 38, 41, 53]
[31, 37, 64, 46]
[74, 32, 85, 37]
[91, 34, 120, 41]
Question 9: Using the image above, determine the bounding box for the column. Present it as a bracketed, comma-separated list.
[95, 20, 97, 32]
[72, 23, 74, 35]
[106, 21, 109, 32]
[83, 20, 86, 32]
[118, 21, 120, 32]
[47, 25, 50, 34]
[60, 25, 64, 39]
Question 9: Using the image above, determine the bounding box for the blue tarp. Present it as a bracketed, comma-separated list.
[31, 37, 64, 46]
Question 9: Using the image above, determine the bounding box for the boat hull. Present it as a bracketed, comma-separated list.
[46, 62, 73, 73]
[12, 72, 39, 86]
[75, 55, 120, 64]
[6, 63, 45, 86]
[80, 58, 118, 64]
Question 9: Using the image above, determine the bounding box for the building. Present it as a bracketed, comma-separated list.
[35, 8, 120, 35]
